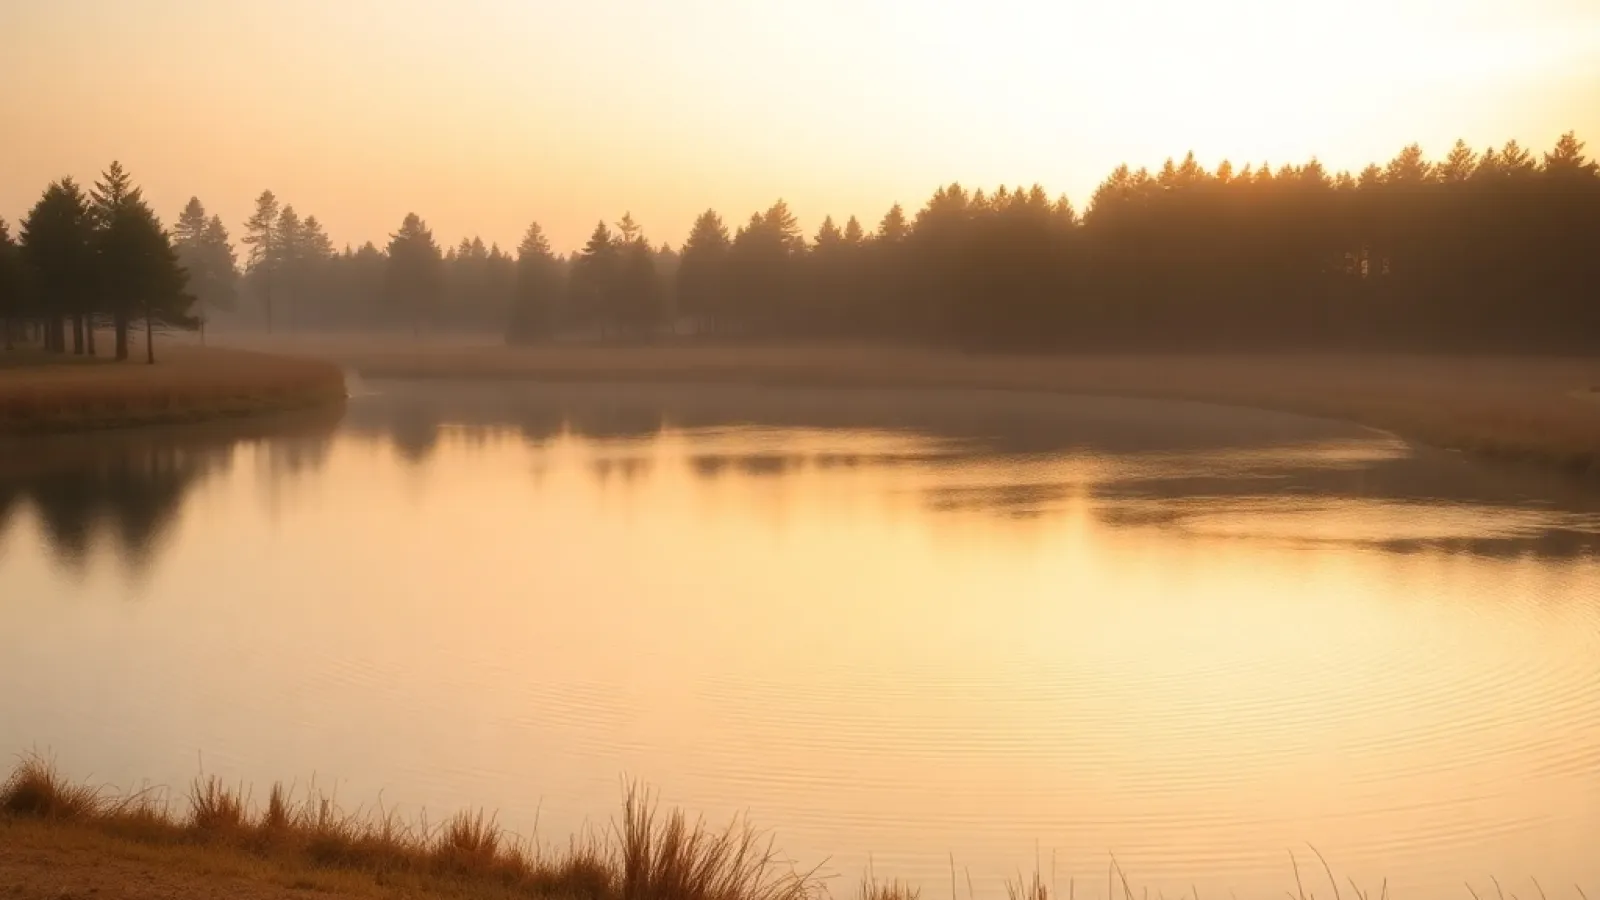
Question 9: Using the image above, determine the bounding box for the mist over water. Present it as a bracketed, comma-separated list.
[1, 382, 1597, 899]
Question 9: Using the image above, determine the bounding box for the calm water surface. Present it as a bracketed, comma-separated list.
[2, 381, 1597, 900]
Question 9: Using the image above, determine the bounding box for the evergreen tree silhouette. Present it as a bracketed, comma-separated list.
[20, 178, 95, 354]
[173, 198, 239, 341]
[241, 190, 282, 332]
[96, 178, 193, 362]
[509, 221, 563, 341]
[568, 221, 619, 338]
[678, 210, 730, 335]
[384, 213, 443, 337]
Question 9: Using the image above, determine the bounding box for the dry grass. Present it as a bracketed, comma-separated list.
[2, 756, 1593, 900]
[0, 755, 104, 819]
[0, 755, 818, 900]
[222, 335, 1600, 475]
[861, 874, 922, 900]
[0, 339, 347, 433]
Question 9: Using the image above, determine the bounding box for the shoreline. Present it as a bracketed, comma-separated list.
[3, 757, 1583, 900]
[0, 344, 348, 436]
[222, 336, 1600, 476]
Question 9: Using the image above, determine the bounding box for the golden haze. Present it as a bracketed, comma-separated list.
[2, 0, 1598, 251]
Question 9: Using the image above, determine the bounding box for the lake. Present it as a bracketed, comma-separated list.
[1, 380, 1597, 900]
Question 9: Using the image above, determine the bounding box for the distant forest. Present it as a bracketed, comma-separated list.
[2, 133, 1597, 355]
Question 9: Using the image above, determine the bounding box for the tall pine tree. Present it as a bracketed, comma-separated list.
[384, 213, 443, 336]
[509, 221, 563, 341]
[97, 178, 193, 361]
[173, 198, 239, 340]
[20, 178, 95, 354]
[242, 190, 281, 331]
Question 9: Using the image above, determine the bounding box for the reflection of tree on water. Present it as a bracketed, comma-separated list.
[0, 407, 340, 575]
[337, 381, 1600, 561]
[1090, 445, 1600, 560]
[590, 455, 653, 484]
[564, 403, 663, 443]
[389, 408, 442, 465]
[1, 447, 223, 572]
[260, 431, 335, 482]
[0, 484, 18, 542]
[343, 384, 667, 464]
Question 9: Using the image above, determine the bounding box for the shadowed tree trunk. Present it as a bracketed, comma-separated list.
[145, 309, 155, 364]
[85, 316, 96, 356]
[114, 313, 129, 361]
[71, 315, 84, 354]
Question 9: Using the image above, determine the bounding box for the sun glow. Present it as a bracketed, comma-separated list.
[2, 0, 1597, 251]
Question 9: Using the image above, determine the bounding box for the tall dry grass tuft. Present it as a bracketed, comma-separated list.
[433, 809, 505, 873]
[527, 832, 615, 899]
[100, 787, 177, 844]
[1005, 870, 1048, 900]
[619, 783, 816, 900]
[187, 775, 248, 834]
[261, 781, 292, 832]
[0, 754, 103, 820]
[861, 874, 922, 900]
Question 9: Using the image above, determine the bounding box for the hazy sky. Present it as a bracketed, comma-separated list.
[3, 0, 1599, 254]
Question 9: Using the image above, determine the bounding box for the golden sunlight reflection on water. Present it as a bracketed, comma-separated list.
[1, 383, 1596, 900]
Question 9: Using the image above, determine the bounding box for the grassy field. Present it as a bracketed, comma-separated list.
[222, 335, 1600, 475]
[0, 341, 347, 434]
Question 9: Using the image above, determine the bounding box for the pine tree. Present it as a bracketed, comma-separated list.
[172, 198, 239, 340]
[653, 241, 680, 326]
[1438, 139, 1478, 182]
[761, 199, 804, 251]
[275, 206, 304, 328]
[677, 210, 730, 333]
[484, 243, 518, 333]
[813, 215, 843, 250]
[509, 221, 563, 341]
[174, 197, 208, 248]
[242, 190, 281, 331]
[384, 213, 443, 336]
[568, 221, 619, 337]
[300, 216, 335, 259]
[618, 236, 660, 338]
[87, 162, 153, 355]
[1499, 140, 1537, 176]
[98, 190, 194, 362]
[203, 218, 239, 307]
[877, 204, 909, 241]
[616, 212, 642, 245]
[268, 209, 332, 330]
[1543, 131, 1597, 177]
[20, 178, 96, 354]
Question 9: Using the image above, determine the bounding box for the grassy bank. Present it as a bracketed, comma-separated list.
[2, 757, 1591, 900]
[1, 756, 817, 900]
[221, 336, 1600, 475]
[0, 343, 347, 434]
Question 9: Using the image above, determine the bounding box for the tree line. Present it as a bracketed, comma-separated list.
[654, 132, 1600, 351]
[5, 132, 1596, 356]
